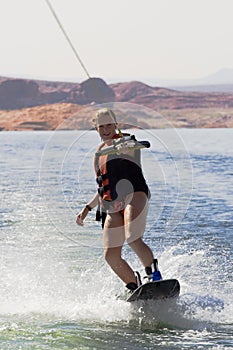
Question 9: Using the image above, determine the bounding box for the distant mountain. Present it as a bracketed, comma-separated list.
[201, 68, 233, 84]
[147, 68, 233, 91]
[171, 69, 233, 92]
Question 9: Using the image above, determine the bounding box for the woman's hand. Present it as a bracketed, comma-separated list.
[116, 140, 136, 156]
[76, 194, 98, 226]
[76, 207, 89, 226]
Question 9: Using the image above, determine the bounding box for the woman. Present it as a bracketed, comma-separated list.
[76, 108, 161, 292]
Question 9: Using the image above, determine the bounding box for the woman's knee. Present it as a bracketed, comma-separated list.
[104, 247, 121, 265]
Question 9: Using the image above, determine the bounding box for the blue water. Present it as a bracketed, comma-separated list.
[0, 128, 233, 349]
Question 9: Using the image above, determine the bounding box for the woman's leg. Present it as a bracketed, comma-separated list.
[103, 212, 137, 285]
[124, 192, 154, 268]
[129, 238, 154, 268]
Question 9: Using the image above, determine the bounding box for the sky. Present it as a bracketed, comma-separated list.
[1, 0, 233, 84]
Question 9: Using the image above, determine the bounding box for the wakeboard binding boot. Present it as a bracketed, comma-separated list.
[145, 258, 163, 282]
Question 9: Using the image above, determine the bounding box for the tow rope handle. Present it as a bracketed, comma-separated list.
[96, 135, 150, 156]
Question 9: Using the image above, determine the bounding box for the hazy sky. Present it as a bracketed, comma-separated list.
[1, 0, 233, 83]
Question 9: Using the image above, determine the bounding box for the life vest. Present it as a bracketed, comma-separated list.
[96, 153, 112, 202]
[95, 133, 131, 204]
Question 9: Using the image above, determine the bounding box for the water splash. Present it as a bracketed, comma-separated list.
[0, 241, 231, 332]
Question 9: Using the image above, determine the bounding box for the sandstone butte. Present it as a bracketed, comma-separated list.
[0, 77, 233, 131]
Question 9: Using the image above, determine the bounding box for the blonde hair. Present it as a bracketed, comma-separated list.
[93, 108, 117, 127]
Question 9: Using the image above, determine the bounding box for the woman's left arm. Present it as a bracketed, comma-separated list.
[76, 192, 99, 226]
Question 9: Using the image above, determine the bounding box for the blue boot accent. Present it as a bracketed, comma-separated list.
[152, 270, 162, 281]
[145, 259, 163, 281]
[153, 259, 163, 281]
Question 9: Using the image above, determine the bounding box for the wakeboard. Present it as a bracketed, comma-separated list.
[127, 279, 180, 302]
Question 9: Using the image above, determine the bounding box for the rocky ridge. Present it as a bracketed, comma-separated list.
[0, 76, 233, 130]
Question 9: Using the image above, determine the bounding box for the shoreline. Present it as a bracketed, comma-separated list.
[1, 103, 233, 131]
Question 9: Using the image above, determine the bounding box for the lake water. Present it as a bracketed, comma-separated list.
[0, 128, 232, 349]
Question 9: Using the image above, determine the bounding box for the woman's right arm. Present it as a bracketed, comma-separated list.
[76, 192, 99, 226]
